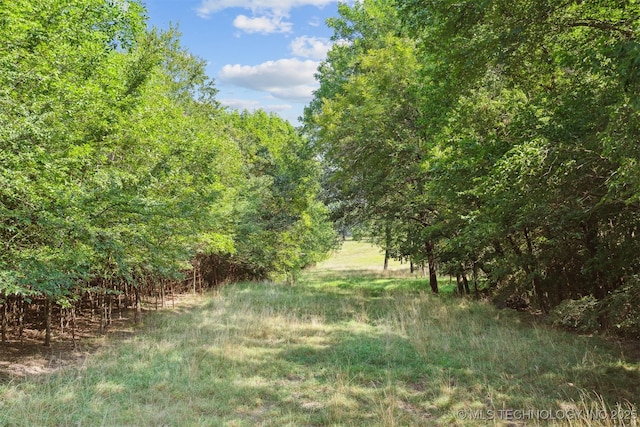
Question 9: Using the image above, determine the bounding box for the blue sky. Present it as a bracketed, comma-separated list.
[144, 0, 344, 124]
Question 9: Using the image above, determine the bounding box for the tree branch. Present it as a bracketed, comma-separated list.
[563, 19, 635, 39]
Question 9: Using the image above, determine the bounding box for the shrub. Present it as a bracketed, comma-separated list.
[549, 295, 601, 333]
[598, 278, 640, 339]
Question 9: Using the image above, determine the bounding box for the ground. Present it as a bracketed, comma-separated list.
[0, 293, 195, 381]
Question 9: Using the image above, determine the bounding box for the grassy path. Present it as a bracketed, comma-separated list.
[0, 241, 638, 426]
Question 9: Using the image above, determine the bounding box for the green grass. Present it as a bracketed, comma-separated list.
[315, 239, 409, 272]
[0, 241, 638, 426]
[313, 238, 459, 295]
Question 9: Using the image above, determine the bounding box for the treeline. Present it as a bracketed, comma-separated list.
[0, 0, 336, 345]
[304, 0, 640, 337]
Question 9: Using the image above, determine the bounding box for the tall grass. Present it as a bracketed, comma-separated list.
[0, 241, 637, 426]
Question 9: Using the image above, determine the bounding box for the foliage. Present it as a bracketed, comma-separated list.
[305, 0, 640, 323]
[305, 0, 442, 291]
[549, 278, 640, 338]
[599, 279, 640, 339]
[549, 296, 602, 333]
[0, 0, 336, 343]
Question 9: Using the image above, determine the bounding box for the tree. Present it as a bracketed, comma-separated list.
[0, 0, 150, 323]
[0, 1, 335, 344]
[398, 0, 640, 309]
[305, 0, 442, 291]
[222, 110, 336, 283]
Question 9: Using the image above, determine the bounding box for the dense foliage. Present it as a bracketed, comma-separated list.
[304, 0, 640, 335]
[0, 0, 336, 344]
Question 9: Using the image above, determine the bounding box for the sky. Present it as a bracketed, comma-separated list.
[144, 0, 345, 125]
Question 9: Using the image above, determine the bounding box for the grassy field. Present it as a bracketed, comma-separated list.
[0, 241, 638, 426]
[314, 239, 409, 272]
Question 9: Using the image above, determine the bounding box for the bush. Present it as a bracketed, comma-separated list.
[548, 278, 640, 339]
[549, 296, 601, 333]
[598, 278, 640, 339]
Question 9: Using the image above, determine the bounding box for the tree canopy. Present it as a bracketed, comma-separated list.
[305, 0, 640, 335]
[0, 0, 336, 344]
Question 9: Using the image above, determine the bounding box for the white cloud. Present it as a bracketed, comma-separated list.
[219, 99, 261, 110]
[264, 104, 293, 112]
[197, 0, 337, 35]
[308, 16, 322, 27]
[233, 14, 293, 34]
[290, 36, 331, 60]
[197, 0, 336, 17]
[268, 85, 316, 100]
[219, 58, 320, 102]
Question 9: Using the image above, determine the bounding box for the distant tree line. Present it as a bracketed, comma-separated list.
[304, 0, 640, 337]
[0, 0, 336, 345]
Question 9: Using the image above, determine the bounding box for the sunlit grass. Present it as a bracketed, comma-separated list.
[315, 238, 409, 272]
[0, 241, 637, 426]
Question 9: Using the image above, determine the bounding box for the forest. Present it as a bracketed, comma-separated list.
[0, 0, 336, 346]
[1, 0, 640, 347]
[303, 0, 640, 337]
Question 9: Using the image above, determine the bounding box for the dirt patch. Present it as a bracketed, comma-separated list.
[0, 340, 91, 380]
[0, 292, 200, 383]
[0, 313, 133, 382]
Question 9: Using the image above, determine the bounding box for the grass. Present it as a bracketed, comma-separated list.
[315, 239, 409, 272]
[0, 241, 638, 426]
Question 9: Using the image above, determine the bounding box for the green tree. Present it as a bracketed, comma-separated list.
[0, 0, 149, 325]
[224, 110, 336, 283]
[398, 0, 640, 309]
[0, 0, 336, 344]
[305, 0, 443, 291]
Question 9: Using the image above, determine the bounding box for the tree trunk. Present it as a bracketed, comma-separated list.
[522, 227, 549, 312]
[116, 283, 122, 320]
[383, 224, 391, 270]
[134, 286, 141, 324]
[60, 307, 65, 334]
[18, 298, 25, 340]
[107, 292, 113, 326]
[456, 273, 464, 296]
[100, 293, 106, 334]
[193, 265, 197, 294]
[88, 291, 96, 321]
[473, 263, 479, 297]
[583, 220, 607, 298]
[44, 298, 52, 347]
[124, 282, 133, 309]
[71, 304, 77, 350]
[426, 241, 438, 294]
[1, 298, 7, 343]
[171, 282, 175, 309]
[462, 272, 470, 295]
[532, 274, 548, 313]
